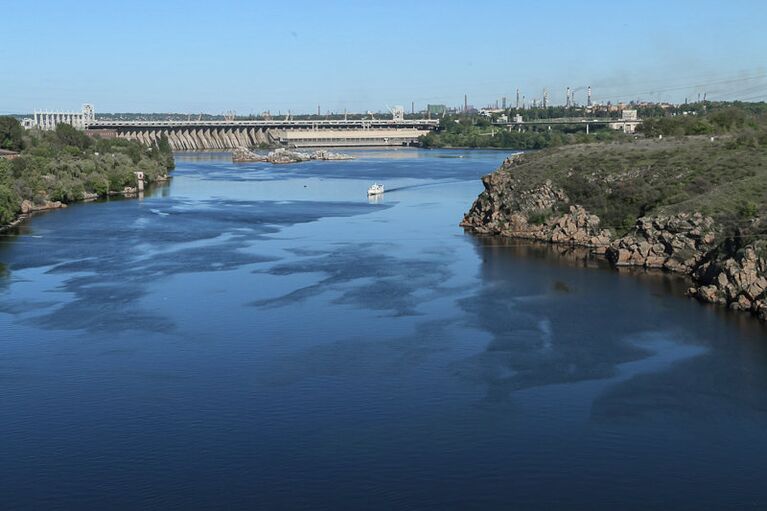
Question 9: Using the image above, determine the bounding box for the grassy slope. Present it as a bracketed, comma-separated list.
[503, 135, 767, 234]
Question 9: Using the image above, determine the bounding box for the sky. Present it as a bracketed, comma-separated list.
[1, 0, 766, 114]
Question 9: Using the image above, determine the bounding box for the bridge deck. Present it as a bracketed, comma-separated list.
[89, 119, 440, 129]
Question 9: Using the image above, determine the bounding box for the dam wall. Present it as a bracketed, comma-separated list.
[114, 127, 276, 150]
[88, 118, 439, 150]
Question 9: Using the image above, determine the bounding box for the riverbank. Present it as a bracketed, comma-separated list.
[0, 118, 174, 230]
[461, 136, 767, 321]
[0, 178, 171, 233]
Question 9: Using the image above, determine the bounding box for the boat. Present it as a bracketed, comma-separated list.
[367, 183, 384, 196]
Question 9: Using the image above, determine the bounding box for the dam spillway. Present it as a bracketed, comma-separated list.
[86, 119, 439, 150]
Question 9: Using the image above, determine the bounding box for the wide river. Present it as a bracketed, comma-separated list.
[2, 149, 767, 510]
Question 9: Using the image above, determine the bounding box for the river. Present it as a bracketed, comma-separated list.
[1, 149, 767, 510]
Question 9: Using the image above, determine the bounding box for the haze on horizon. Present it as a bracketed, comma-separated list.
[2, 0, 766, 115]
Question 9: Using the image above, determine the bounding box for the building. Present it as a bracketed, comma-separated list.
[426, 104, 447, 116]
[0, 149, 20, 160]
[621, 109, 638, 121]
[609, 109, 641, 133]
[31, 104, 95, 130]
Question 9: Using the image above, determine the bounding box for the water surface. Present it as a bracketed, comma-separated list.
[2, 149, 767, 510]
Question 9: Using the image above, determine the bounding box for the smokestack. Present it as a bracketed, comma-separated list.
[317, 104, 321, 116]
[502, 96, 507, 109]
[464, 94, 468, 113]
[587, 86, 592, 107]
[411, 101, 415, 114]
[516, 89, 520, 109]
[543, 88, 549, 109]
[566, 87, 571, 108]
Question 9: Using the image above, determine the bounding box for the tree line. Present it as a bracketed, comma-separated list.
[0, 117, 174, 225]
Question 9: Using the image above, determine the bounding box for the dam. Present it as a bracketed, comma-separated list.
[28, 104, 440, 150]
[87, 118, 439, 150]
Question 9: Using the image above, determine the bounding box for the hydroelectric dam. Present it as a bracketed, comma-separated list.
[28, 105, 440, 150]
[89, 118, 439, 150]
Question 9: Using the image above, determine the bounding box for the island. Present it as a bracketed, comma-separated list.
[232, 147, 354, 164]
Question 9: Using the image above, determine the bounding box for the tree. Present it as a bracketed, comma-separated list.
[0, 116, 24, 152]
[55, 123, 92, 150]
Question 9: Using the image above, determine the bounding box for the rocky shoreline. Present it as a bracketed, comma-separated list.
[461, 156, 767, 321]
[0, 176, 171, 233]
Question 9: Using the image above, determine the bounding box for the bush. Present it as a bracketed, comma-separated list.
[0, 117, 24, 152]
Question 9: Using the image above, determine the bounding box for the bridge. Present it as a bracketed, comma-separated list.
[87, 118, 440, 150]
[494, 112, 642, 134]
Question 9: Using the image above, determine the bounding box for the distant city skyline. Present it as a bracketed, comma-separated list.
[2, 0, 766, 114]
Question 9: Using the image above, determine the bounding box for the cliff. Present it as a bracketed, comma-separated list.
[462, 142, 767, 321]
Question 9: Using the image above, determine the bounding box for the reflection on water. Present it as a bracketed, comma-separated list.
[1, 149, 767, 510]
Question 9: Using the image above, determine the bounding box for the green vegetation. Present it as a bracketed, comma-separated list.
[0, 117, 174, 226]
[0, 116, 24, 152]
[421, 101, 767, 151]
[498, 102, 767, 236]
[638, 102, 767, 138]
[420, 113, 628, 150]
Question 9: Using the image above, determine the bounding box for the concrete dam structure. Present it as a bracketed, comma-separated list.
[87, 119, 440, 150]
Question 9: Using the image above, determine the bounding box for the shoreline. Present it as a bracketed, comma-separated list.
[461, 158, 767, 323]
[0, 177, 171, 234]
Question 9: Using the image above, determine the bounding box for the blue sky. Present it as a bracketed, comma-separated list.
[1, 0, 765, 114]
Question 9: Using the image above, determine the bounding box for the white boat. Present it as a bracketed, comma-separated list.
[367, 183, 384, 196]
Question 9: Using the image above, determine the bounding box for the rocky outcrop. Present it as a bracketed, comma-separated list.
[233, 147, 354, 164]
[606, 213, 718, 272]
[688, 247, 767, 318]
[20, 199, 66, 213]
[461, 163, 611, 251]
[462, 157, 767, 321]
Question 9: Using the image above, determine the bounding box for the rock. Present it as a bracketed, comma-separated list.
[645, 255, 666, 268]
[20, 199, 65, 213]
[735, 294, 752, 311]
[697, 285, 720, 303]
[461, 156, 767, 322]
[607, 248, 632, 265]
[233, 147, 354, 164]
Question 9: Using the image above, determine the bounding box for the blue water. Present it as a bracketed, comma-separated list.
[1, 149, 767, 510]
